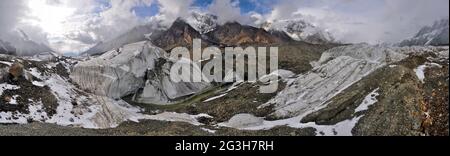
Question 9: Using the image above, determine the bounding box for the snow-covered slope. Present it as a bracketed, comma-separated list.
[83, 23, 166, 56]
[260, 44, 440, 118]
[0, 39, 16, 55]
[1, 49, 211, 128]
[262, 19, 335, 44]
[0, 30, 53, 56]
[185, 11, 219, 34]
[217, 44, 448, 136]
[400, 19, 449, 46]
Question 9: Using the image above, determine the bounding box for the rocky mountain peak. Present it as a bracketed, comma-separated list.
[186, 12, 219, 34]
[263, 19, 335, 44]
[206, 21, 288, 46]
[400, 18, 449, 46]
[153, 18, 204, 51]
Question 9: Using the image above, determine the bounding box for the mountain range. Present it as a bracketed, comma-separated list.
[82, 12, 334, 55]
[0, 14, 448, 136]
[0, 30, 53, 56]
[400, 19, 449, 46]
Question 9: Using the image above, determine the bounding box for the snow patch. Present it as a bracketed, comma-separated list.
[32, 81, 45, 87]
[414, 62, 443, 83]
[218, 113, 362, 136]
[203, 93, 227, 102]
[355, 88, 380, 113]
[145, 112, 212, 126]
[201, 128, 217, 134]
[0, 83, 20, 95]
[0, 102, 49, 124]
[0, 61, 12, 66]
[8, 95, 20, 105]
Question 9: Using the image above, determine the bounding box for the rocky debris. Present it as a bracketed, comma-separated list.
[0, 57, 59, 121]
[211, 47, 448, 136]
[302, 65, 424, 135]
[261, 44, 446, 119]
[0, 119, 317, 136]
[0, 54, 148, 129]
[281, 48, 448, 135]
[277, 42, 338, 74]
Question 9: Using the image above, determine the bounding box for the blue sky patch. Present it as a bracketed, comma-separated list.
[132, 2, 160, 18]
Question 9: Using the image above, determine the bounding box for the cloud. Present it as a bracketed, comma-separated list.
[2, 0, 449, 54]
[157, 0, 194, 25]
[0, 0, 27, 36]
[207, 0, 242, 24]
[260, 0, 449, 44]
[33, 0, 157, 53]
[0, 0, 50, 48]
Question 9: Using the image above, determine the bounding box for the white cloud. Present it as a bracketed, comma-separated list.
[24, 0, 156, 53]
[208, 0, 244, 24]
[0, 0, 50, 48]
[2, 0, 449, 54]
[156, 0, 194, 26]
[0, 0, 26, 35]
[258, 0, 449, 44]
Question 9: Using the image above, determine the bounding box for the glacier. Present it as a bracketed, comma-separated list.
[71, 41, 210, 105]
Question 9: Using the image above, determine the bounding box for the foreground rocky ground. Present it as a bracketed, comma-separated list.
[0, 43, 448, 136]
[0, 121, 316, 136]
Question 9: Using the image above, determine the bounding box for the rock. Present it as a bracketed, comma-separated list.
[206, 22, 287, 46]
[4, 96, 12, 103]
[224, 114, 264, 128]
[8, 62, 24, 81]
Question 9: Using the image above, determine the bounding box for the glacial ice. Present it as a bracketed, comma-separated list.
[71, 41, 210, 105]
[213, 44, 449, 136]
[262, 44, 444, 118]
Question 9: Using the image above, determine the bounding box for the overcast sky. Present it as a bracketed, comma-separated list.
[1, 0, 448, 53]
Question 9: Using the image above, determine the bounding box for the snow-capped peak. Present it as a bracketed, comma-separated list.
[262, 18, 335, 44]
[0, 30, 53, 56]
[400, 19, 449, 46]
[185, 11, 219, 34]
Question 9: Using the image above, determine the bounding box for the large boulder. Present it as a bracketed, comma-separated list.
[8, 62, 24, 81]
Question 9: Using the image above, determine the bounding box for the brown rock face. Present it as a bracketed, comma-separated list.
[153, 18, 211, 51]
[205, 22, 291, 46]
[152, 19, 293, 53]
[9, 62, 24, 81]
